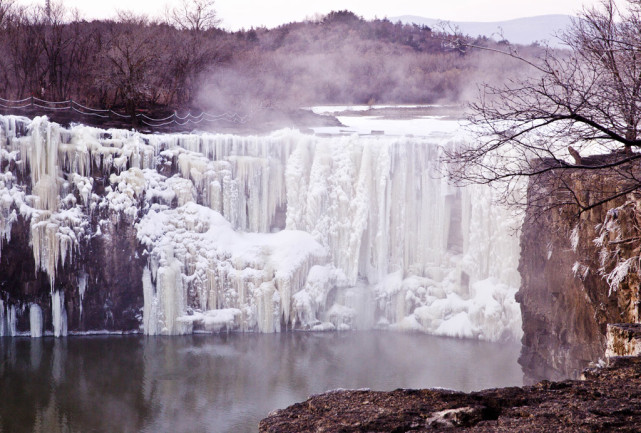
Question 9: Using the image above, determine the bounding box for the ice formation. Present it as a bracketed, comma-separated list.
[0, 299, 18, 337]
[0, 114, 523, 340]
[138, 202, 327, 334]
[30, 303, 43, 338]
[51, 290, 67, 337]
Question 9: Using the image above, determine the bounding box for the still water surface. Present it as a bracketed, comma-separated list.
[0, 332, 522, 433]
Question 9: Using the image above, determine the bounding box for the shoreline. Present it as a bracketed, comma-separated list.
[260, 356, 641, 432]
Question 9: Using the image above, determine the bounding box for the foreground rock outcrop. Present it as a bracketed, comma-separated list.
[260, 356, 641, 432]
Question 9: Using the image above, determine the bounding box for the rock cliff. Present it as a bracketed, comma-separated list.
[518, 158, 641, 382]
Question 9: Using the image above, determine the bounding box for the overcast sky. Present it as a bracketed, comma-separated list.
[14, 0, 601, 30]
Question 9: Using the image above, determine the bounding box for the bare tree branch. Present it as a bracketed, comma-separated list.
[165, 0, 220, 32]
[445, 0, 641, 217]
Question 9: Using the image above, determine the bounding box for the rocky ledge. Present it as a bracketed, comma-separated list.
[259, 356, 641, 432]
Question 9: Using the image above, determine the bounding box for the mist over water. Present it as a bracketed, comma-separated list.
[0, 333, 521, 433]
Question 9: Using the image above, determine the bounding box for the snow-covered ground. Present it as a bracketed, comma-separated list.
[312, 115, 461, 137]
[0, 113, 522, 341]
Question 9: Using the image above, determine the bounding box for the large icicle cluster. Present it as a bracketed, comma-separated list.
[594, 199, 641, 309]
[0, 114, 522, 340]
[137, 202, 327, 334]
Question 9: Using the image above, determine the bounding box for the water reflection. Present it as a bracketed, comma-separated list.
[0, 332, 522, 433]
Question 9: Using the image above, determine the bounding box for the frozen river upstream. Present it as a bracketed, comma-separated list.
[0, 332, 522, 433]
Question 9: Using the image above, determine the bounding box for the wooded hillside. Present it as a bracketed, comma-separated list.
[0, 1, 538, 116]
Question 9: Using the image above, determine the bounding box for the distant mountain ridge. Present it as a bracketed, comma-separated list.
[391, 14, 574, 46]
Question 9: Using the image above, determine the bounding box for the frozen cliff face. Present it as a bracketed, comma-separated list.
[0, 114, 522, 340]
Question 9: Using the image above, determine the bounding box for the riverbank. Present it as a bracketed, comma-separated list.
[260, 356, 641, 432]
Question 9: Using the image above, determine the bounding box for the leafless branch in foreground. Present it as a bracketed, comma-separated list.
[444, 0, 641, 219]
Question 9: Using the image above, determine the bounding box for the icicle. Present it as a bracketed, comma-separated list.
[142, 267, 158, 335]
[30, 304, 43, 338]
[51, 290, 68, 337]
[77, 272, 88, 318]
[8, 304, 17, 336]
[0, 299, 4, 336]
[157, 255, 186, 335]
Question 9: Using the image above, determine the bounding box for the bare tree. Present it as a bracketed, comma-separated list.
[36, 1, 83, 100]
[161, 30, 225, 106]
[97, 13, 163, 121]
[0, 0, 14, 27]
[446, 0, 641, 216]
[4, 5, 45, 98]
[0, 0, 16, 95]
[166, 0, 220, 32]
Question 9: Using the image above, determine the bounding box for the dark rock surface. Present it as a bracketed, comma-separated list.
[260, 357, 641, 432]
[0, 208, 145, 334]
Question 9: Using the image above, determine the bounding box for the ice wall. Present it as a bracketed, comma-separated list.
[0, 115, 522, 340]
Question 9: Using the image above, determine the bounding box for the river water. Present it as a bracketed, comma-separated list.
[0, 332, 521, 433]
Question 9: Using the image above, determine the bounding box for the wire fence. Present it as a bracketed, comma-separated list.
[0, 96, 249, 128]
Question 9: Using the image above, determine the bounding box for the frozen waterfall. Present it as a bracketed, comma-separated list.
[0, 114, 522, 340]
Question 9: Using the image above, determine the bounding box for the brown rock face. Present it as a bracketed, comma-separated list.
[259, 357, 641, 433]
[606, 323, 641, 357]
[518, 161, 641, 382]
